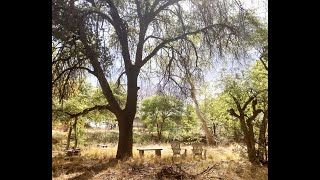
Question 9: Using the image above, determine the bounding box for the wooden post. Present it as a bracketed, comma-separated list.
[155, 149, 161, 157]
[183, 149, 187, 157]
[203, 150, 207, 160]
[139, 150, 144, 157]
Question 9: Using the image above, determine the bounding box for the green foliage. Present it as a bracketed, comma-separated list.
[195, 58, 268, 145]
[140, 95, 184, 138]
[167, 103, 200, 141]
[182, 104, 199, 133]
[84, 130, 119, 145]
[203, 94, 240, 144]
[133, 133, 159, 145]
[52, 81, 126, 124]
[52, 81, 126, 146]
[86, 84, 126, 122]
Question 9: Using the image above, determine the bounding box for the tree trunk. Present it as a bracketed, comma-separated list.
[228, 97, 263, 165]
[195, 108, 215, 145]
[156, 123, 161, 141]
[246, 123, 259, 164]
[188, 79, 215, 145]
[238, 117, 259, 164]
[116, 115, 134, 160]
[115, 69, 139, 160]
[213, 123, 217, 137]
[73, 117, 78, 148]
[158, 130, 162, 141]
[194, 105, 215, 146]
[258, 109, 268, 163]
[66, 123, 72, 150]
[232, 120, 239, 142]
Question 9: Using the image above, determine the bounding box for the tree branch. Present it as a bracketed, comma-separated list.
[81, 9, 115, 27]
[258, 46, 268, 71]
[134, 0, 143, 20]
[149, 0, 160, 13]
[229, 93, 242, 112]
[168, 76, 188, 96]
[247, 108, 263, 123]
[101, 0, 131, 66]
[246, 98, 263, 122]
[135, 0, 148, 65]
[65, 104, 114, 118]
[52, 66, 96, 85]
[228, 108, 240, 119]
[259, 57, 268, 71]
[141, 24, 237, 67]
[116, 71, 126, 88]
[144, 35, 164, 42]
[78, 21, 122, 115]
[242, 96, 254, 111]
[149, 0, 181, 23]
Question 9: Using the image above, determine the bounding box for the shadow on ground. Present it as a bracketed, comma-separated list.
[52, 156, 118, 180]
[69, 158, 118, 180]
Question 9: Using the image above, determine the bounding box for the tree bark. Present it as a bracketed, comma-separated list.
[156, 123, 161, 141]
[158, 130, 162, 141]
[116, 114, 134, 160]
[115, 69, 139, 160]
[66, 122, 73, 150]
[237, 115, 258, 164]
[245, 120, 259, 164]
[73, 117, 78, 148]
[229, 96, 262, 164]
[65, 117, 78, 150]
[258, 109, 268, 163]
[188, 79, 215, 145]
[194, 104, 215, 145]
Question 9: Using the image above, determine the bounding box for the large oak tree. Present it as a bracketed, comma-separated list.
[52, 0, 254, 160]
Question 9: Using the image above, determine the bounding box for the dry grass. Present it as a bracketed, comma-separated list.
[52, 143, 267, 179]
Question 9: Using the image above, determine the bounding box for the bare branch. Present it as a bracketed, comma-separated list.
[144, 35, 164, 42]
[116, 71, 126, 88]
[101, 0, 131, 65]
[134, 0, 142, 20]
[81, 9, 115, 28]
[242, 96, 254, 111]
[175, 3, 186, 32]
[229, 93, 242, 112]
[52, 66, 96, 85]
[228, 108, 240, 119]
[60, 70, 72, 101]
[141, 24, 237, 67]
[247, 108, 263, 123]
[66, 104, 114, 118]
[259, 57, 268, 71]
[184, 38, 199, 67]
[150, 0, 181, 23]
[167, 76, 188, 97]
[150, 0, 161, 13]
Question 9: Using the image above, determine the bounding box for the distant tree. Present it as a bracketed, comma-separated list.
[140, 94, 184, 141]
[178, 103, 199, 139]
[250, 60, 268, 164]
[222, 60, 267, 165]
[52, 81, 126, 149]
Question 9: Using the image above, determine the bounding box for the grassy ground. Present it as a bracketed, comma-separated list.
[52, 129, 267, 179]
